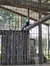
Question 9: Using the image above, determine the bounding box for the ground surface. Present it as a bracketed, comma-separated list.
[0, 64, 50, 66]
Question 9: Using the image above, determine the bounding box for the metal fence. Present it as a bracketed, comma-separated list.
[0, 30, 29, 65]
[0, 0, 50, 65]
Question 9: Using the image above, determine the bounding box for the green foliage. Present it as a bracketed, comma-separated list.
[0, 9, 28, 30]
[0, 9, 19, 29]
[22, 17, 28, 24]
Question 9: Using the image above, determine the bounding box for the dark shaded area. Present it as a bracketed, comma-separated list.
[28, 59, 35, 64]
[43, 55, 47, 63]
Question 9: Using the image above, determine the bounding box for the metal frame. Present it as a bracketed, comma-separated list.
[0, 6, 49, 27]
[0, 0, 50, 65]
[0, 0, 50, 12]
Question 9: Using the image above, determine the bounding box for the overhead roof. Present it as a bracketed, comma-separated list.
[0, 0, 50, 25]
[0, 0, 50, 11]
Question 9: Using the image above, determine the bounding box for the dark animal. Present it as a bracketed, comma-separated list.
[22, 21, 30, 31]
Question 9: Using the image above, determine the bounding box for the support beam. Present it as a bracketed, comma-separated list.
[38, 24, 43, 64]
[0, 6, 36, 21]
[0, 6, 49, 26]
[0, 6, 50, 16]
[43, 23, 49, 26]
[24, 15, 50, 31]
[38, 0, 43, 64]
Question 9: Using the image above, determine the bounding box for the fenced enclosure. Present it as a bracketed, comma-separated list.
[0, 24, 50, 65]
[1, 30, 29, 65]
[0, 0, 50, 65]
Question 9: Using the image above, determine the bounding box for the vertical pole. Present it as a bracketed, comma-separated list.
[21, 16, 22, 29]
[1, 31, 3, 64]
[39, 24, 43, 64]
[48, 25, 49, 58]
[28, 9, 29, 22]
[38, 0, 43, 64]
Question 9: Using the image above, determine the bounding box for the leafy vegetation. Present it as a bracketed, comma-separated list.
[0, 9, 20, 30]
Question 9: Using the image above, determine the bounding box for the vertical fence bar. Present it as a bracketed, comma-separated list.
[48, 25, 49, 58]
[38, 0, 43, 64]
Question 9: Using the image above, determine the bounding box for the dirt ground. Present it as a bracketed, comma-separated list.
[0, 64, 50, 66]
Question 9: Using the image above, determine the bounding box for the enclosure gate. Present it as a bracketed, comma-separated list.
[0, 30, 29, 65]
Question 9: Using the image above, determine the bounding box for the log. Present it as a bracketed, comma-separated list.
[24, 15, 50, 31]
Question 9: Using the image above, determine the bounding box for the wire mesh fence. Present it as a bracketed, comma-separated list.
[0, 30, 29, 65]
[0, 0, 50, 65]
